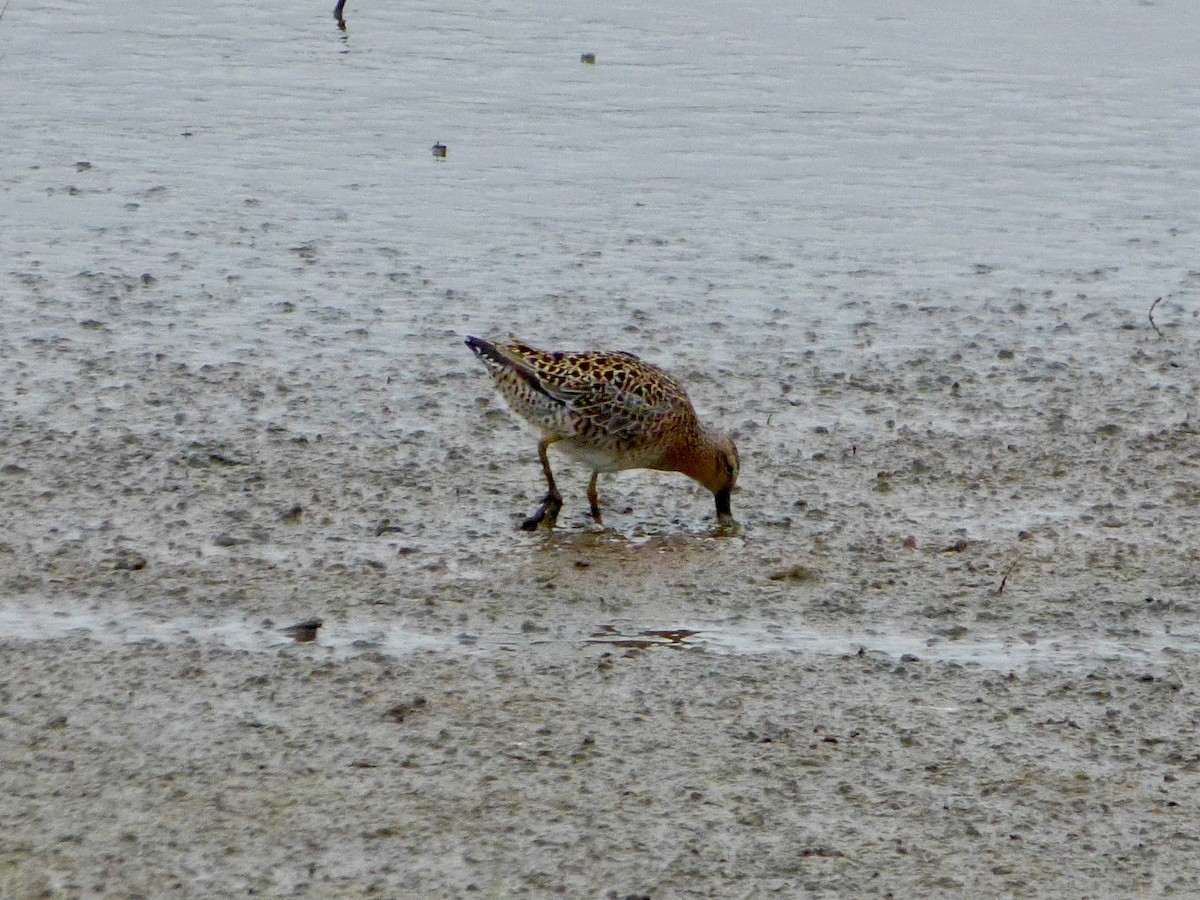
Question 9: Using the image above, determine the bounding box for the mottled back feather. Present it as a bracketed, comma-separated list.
[466, 337, 698, 458]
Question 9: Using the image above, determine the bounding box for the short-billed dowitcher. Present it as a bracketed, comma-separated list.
[465, 336, 739, 530]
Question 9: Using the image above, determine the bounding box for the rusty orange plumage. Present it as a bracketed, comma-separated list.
[466, 336, 739, 530]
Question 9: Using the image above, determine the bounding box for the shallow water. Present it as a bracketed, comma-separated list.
[4, 598, 1194, 677]
[0, 603, 452, 658]
[6, 1, 1199, 365]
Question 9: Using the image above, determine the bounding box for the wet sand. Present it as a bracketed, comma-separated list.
[2, 287, 1199, 897]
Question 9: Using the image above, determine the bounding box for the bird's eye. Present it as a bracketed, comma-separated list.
[725, 462, 736, 476]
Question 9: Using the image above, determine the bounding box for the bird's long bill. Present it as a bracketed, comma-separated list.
[714, 488, 733, 523]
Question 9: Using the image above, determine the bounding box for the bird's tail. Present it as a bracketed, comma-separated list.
[464, 336, 556, 401]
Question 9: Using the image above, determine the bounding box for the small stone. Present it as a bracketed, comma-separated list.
[112, 549, 148, 571]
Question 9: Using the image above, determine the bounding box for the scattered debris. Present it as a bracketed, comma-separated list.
[288, 241, 318, 261]
[1148, 296, 1165, 341]
[768, 564, 817, 583]
[279, 618, 323, 643]
[587, 625, 700, 650]
[112, 548, 148, 571]
[384, 696, 427, 723]
[997, 558, 1021, 594]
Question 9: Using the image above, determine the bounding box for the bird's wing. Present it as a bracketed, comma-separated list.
[549, 380, 677, 443]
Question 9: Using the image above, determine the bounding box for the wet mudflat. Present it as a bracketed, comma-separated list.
[3, 1, 1200, 897]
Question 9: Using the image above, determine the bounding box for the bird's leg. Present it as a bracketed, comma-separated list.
[587, 472, 603, 525]
[521, 437, 563, 531]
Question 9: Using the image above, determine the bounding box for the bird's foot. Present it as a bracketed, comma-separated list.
[714, 513, 740, 535]
[589, 502, 603, 526]
[520, 491, 563, 531]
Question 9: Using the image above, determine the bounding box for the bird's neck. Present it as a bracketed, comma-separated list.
[660, 425, 722, 491]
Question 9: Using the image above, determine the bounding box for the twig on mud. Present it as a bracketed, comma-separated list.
[1148, 296, 1166, 341]
[997, 557, 1020, 595]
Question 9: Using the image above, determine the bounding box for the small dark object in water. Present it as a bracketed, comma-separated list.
[431, 141, 447, 158]
[280, 618, 323, 643]
[334, 0, 347, 30]
[580, 52, 596, 64]
[1148, 295, 1166, 341]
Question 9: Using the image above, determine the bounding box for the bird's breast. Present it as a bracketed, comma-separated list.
[556, 439, 663, 473]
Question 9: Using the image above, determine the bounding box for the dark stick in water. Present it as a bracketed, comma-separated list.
[1148, 296, 1165, 341]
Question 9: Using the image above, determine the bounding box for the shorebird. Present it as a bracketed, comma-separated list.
[465, 336, 739, 530]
